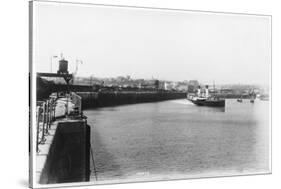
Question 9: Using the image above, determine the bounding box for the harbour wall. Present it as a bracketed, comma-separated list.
[39, 120, 90, 184]
[36, 96, 91, 185]
[76, 91, 186, 109]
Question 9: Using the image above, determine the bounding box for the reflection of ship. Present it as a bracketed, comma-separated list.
[187, 84, 225, 107]
[249, 88, 256, 103]
[250, 94, 255, 103]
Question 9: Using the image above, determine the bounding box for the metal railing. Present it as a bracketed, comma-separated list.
[36, 98, 56, 153]
[36, 93, 83, 153]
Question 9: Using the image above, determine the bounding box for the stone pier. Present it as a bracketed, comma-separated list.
[36, 97, 90, 184]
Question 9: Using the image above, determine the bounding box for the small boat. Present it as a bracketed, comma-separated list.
[237, 94, 243, 102]
[237, 98, 243, 102]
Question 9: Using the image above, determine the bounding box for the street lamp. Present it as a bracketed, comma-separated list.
[50, 55, 58, 73]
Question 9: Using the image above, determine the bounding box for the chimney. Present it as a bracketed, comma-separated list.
[205, 85, 209, 97]
[197, 86, 201, 96]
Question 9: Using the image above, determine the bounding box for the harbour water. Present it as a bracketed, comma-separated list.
[84, 99, 270, 183]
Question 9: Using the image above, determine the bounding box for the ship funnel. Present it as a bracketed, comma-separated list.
[205, 85, 209, 97]
[197, 86, 201, 96]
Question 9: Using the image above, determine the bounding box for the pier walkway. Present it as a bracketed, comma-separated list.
[35, 94, 90, 184]
[36, 98, 73, 182]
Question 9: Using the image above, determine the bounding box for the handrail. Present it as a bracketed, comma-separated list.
[36, 93, 83, 153]
[36, 98, 56, 153]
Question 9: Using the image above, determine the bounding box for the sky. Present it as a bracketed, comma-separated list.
[33, 1, 271, 85]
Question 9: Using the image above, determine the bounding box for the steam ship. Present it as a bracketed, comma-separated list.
[187, 85, 225, 107]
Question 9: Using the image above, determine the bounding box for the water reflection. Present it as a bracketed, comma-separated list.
[195, 106, 225, 113]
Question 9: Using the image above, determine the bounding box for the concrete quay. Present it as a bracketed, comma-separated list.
[36, 96, 90, 184]
[35, 91, 185, 184]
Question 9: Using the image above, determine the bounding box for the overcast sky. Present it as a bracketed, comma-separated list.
[33, 1, 271, 85]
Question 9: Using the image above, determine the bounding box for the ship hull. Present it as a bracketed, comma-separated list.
[188, 98, 225, 107]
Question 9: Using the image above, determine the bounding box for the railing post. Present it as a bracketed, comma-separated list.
[40, 102, 46, 144]
[51, 98, 54, 121]
[45, 100, 49, 135]
[53, 98, 56, 120]
[47, 100, 51, 131]
[48, 100, 52, 129]
[36, 106, 41, 153]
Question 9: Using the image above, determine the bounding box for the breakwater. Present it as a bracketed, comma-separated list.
[76, 91, 186, 109]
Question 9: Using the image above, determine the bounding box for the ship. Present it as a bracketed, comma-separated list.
[187, 85, 225, 107]
[188, 96, 225, 107]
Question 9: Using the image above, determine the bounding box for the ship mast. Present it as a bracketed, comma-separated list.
[213, 80, 216, 96]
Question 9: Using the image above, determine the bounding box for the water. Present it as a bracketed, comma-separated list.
[84, 99, 270, 183]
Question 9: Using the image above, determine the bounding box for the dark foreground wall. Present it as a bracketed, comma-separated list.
[39, 121, 90, 184]
[77, 91, 186, 109]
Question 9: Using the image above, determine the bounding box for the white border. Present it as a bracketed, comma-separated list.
[29, 1, 272, 188]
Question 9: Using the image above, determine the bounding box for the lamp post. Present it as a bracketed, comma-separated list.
[50, 55, 58, 73]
